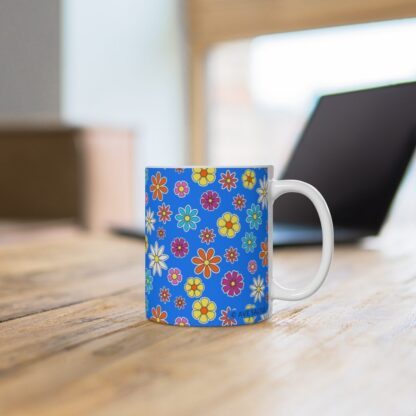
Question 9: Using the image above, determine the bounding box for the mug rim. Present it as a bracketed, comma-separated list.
[146, 165, 273, 169]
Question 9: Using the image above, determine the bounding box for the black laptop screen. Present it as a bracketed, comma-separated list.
[274, 82, 416, 231]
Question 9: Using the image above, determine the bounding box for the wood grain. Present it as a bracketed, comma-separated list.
[0, 230, 415, 415]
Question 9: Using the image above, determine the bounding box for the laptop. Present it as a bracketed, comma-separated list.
[273, 81, 416, 246]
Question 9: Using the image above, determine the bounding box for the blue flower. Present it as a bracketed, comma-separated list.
[175, 204, 201, 232]
[242, 232, 257, 253]
[246, 203, 262, 230]
[145, 268, 153, 294]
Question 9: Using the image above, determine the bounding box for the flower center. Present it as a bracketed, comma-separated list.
[253, 214, 257, 219]
[230, 281, 236, 286]
[208, 198, 212, 203]
[248, 240, 252, 245]
[172, 273, 178, 280]
[247, 175, 253, 183]
[201, 306, 208, 314]
[226, 178, 231, 183]
[200, 169, 208, 177]
[154, 255, 159, 262]
[191, 284, 197, 291]
[204, 260, 210, 266]
[156, 184, 160, 189]
[184, 215, 190, 221]
[179, 186, 184, 192]
[177, 245, 182, 250]
[226, 221, 233, 229]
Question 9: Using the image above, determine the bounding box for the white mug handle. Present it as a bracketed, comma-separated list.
[268, 180, 334, 301]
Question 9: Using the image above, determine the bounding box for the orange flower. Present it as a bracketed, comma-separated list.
[191, 248, 222, 279]
[150, 305, 168, 324]
[150, 172, 168, 201]
[259, 239, 268, 267]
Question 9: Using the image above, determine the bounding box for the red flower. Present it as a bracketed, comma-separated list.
[150, 305, 168, 324]
[259, 239, 268, 267]
[157, 227, 166, 240]
[232, 194, 246, 211]
[224, 247, 239, 264]
[174, 296, 186, 310]
[150, 172, 168, 201]
[200, 190, 220, 211]
[219, 170, 238, 191]
[221, 270, 244, 297]
[219, 306, 237, 326]
[191, 248, 222, 278]
[199, 227, 216, 245]
[157, 203, 172, 223]
[159, 287, 171, 303]
[171, 237, 189, 258]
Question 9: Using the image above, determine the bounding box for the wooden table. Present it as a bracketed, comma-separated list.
[1, 229, 415, 415]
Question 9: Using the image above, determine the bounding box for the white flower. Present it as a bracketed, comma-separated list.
[145, 208, 156, 234]
[256, 176, 268, 209]
[148, 241, 169, 276]
[250, 276, 265, 303]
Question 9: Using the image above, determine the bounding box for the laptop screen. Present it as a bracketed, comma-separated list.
[274, 82, 416, 231]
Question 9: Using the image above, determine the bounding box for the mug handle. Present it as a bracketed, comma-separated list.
[268, 179, 334, 301]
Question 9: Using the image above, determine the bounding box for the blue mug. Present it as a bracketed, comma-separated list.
[145, 166, 333, 327]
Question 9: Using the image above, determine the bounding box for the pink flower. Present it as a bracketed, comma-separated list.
[174, 296, 186, 310]
[200, 190, 220, 211]
[167, 268, 183, 285]
[171, 237, 189, 258]
[174, 317, 190, 326]
[248, 260, 257, 274]
[159, 287, 171, 303]
[219, 170, 238, 191]
[219, 306, 237, 326]
[174, 181, 190, 198]
[224, 247, 239, 264]
[232, 194, 246, 211]
[199, 227, 216, 245]
[221, 270, 244, 297]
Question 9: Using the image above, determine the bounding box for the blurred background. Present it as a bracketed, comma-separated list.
[0, 0, 415, 239]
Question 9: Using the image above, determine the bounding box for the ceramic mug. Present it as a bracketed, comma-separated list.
[145, 166, 333, 327]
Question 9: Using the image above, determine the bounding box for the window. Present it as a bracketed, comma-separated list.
[206, 19, 416, 224]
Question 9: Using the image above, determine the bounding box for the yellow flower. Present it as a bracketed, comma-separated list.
[243, 304, 256, 324]
[242, 169, 256, 189]
[192, 167, 216, 187]
[184, 277, 204, 298]
[217, 212, 241, 238]
[192, 297, 216, 324]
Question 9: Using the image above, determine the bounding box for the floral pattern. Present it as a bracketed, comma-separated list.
[219, 170, 238, 191]
[171, 237, 189, 258]
[200, 190, 220, 211]
[192, 168, 216, 187]
[192, 297, 217, 324]
[217, 212, 241, 238]
[148, 241, 169, 276]
[150, 172, 168, 201]
[167, 268, 183, 285]
[157, 203, 172, 224]
[191, 248, 221, 278]
[246, 203, 262, 230]
[174, 180, 190, 198]
[221, 270, 244, 297]
[219, 306, 237, 326]
[175, 205, 201, 232]
[199, 227, 216, 245]
[145, 167, 269, 326]
[184, 277, 204, 298]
